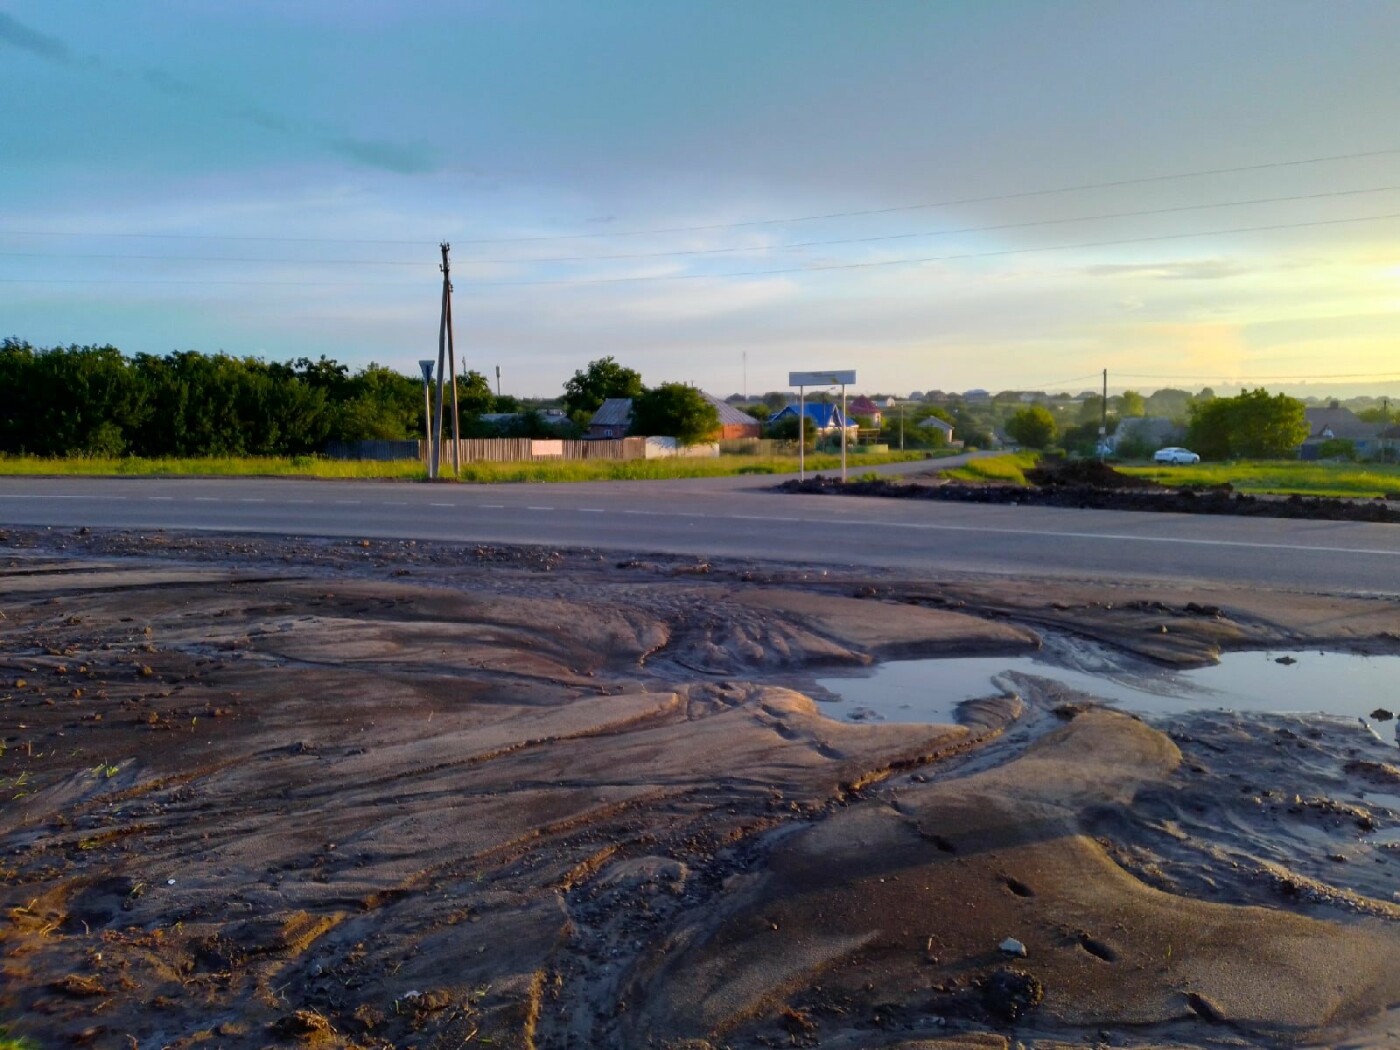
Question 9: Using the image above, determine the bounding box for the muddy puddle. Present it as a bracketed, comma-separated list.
[814, 647, 1400, 729]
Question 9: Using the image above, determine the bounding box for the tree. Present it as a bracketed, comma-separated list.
[1186, 388, 1308, 460]
[768, 411, 816, 448]
[561, 356, 643, 418]
[1005, 405, 1057, 449]
[455, 370, 495, 416]
[1117, 390, 1146, 418]
[629, 383, 720, 446]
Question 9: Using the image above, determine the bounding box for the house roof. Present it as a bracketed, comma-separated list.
[847, 396, 882, 415]
[589, 398, 633, 427]
[1304, 406, 1382, 441]
[769, 403, 850, 428]
[700, 391, 760, 427]
[917, 416, 954, 432]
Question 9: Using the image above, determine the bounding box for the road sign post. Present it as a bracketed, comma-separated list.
[419, 359, 436, 478]
[789, 370, 856, 483]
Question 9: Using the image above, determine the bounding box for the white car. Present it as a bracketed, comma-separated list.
[1153, 447, 1201, 464]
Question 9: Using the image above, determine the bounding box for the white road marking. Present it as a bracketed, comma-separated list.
[481, 504, 504, 509]
[579, 508, 605, 513]
[334, 500, 362, 505]
[527, 506, 554, 511]
[193, 497, 220, 502]
[429, 502, 454, 508]
[148, 496, 173, 501]
[238, 498, 266, 503]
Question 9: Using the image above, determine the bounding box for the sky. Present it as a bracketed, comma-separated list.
[3, 0, 1399, 399]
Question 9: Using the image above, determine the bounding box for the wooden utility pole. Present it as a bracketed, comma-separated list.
[435, 242, 461, 477]
[1100, 368, 1108, 460]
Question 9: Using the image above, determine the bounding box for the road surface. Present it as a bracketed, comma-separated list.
[3, 472, 1399, 595]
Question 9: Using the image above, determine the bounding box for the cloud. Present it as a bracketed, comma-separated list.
[1, 13, 431, 176]
[1081, 259, 1249, 281]
[139, 67, 432, 173]
[326, 137, 433, 175]
[0, 12, 72, 63]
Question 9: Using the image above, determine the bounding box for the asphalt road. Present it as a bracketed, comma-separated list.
[3, 470, 1400, 595]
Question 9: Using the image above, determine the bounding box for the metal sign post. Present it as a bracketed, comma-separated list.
[419, 359, 436, 478]
[789, 370, 856, 483]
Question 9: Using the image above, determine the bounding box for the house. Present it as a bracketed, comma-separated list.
[587, 392, 760, 441]
[916, 416, 955, 442]
[1113, 416, 1181, 451]
[768, 402, 856, 434]
[587, 398, 634, 439]
[846, 396, 883, 428]
[1299, 404, 1384, 459]
[700, 391, 762, 440]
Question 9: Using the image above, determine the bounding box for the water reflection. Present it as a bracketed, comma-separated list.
[815, 650, 1400, 725]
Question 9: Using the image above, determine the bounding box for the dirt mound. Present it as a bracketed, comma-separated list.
[1024, 456, 1169, 490]
[778, 473, 1400, 524]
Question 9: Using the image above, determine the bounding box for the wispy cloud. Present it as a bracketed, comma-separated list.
[1082, 259, 1249, 281]
[3, 13, 432, 175]
[0, 12, 72, 63]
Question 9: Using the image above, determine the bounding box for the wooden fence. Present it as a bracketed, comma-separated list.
[323, 437, 646, 463]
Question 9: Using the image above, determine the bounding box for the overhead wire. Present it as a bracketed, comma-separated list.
[5, 183, 1398, 268]
[3, 209, 1398, 288]
[0, 147, 1396, 247]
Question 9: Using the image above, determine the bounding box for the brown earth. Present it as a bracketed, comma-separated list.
[2, 527, 1399, 1049]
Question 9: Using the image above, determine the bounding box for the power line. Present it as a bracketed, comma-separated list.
[3, 209, 1396, 289]
[0, 147, 1395, 248]
[448, 148, 1400, 242]
[9, 183, 1398, 268]
[466, 184, 1400, 263]
[465, 210, 1400, 288]
[1118, 370, 1400, 381]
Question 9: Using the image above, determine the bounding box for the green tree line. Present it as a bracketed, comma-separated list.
[0, 339, 501, 457]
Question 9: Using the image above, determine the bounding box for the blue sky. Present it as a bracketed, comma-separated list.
[3, 1, 1399, 398]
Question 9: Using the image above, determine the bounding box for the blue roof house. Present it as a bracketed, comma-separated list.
[768, 403, 855, 433]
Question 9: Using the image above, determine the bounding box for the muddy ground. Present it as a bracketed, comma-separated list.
[3, 527, 1400, 1049]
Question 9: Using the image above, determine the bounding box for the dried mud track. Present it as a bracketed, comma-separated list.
[2, 528, 1400, 1049]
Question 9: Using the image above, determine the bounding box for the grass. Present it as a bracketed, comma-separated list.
[1117, 459, 1400, 498]
[0, 454, 428, 479]
[0, 450, 930, 483]
[939, 450, 1039, 486]
[0, 1028, 36, 1050]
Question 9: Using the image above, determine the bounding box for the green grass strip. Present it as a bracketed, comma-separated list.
[1117, 460, 1400, 498]
[0, 451, 933, 483]
[939, 451, 1039, 486]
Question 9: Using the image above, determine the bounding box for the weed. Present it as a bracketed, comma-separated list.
[941, 451, 1039, 486]
[1118, 459, 1400, 498]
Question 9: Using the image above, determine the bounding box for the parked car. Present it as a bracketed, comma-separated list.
[1153, 446, 1201, 464]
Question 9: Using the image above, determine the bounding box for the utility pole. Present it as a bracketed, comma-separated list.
[495, 365, 501, 399]
[435, 242, 461, 477]
[1100, 368, 1108, 461]
[742, 351, 748, 402]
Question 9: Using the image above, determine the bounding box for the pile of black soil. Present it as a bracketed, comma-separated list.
[777, 470, 1400, 524]
[1025, 456, 1169, 490]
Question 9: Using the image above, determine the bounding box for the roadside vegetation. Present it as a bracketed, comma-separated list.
[940, 451, 1038, 485]
[937, 451, 1400, 499]
[0, 451, 931, 483]
[1118, 460, 1400, 499]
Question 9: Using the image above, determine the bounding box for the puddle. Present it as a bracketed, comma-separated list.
[815, 650, 1400, 727]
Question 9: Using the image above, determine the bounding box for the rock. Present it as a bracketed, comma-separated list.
[980, 967, 1043, 1021]
[999, 937, 1027, 957]
[1370, 708, 1394, 721]
[1275, 656, 1298, 665]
